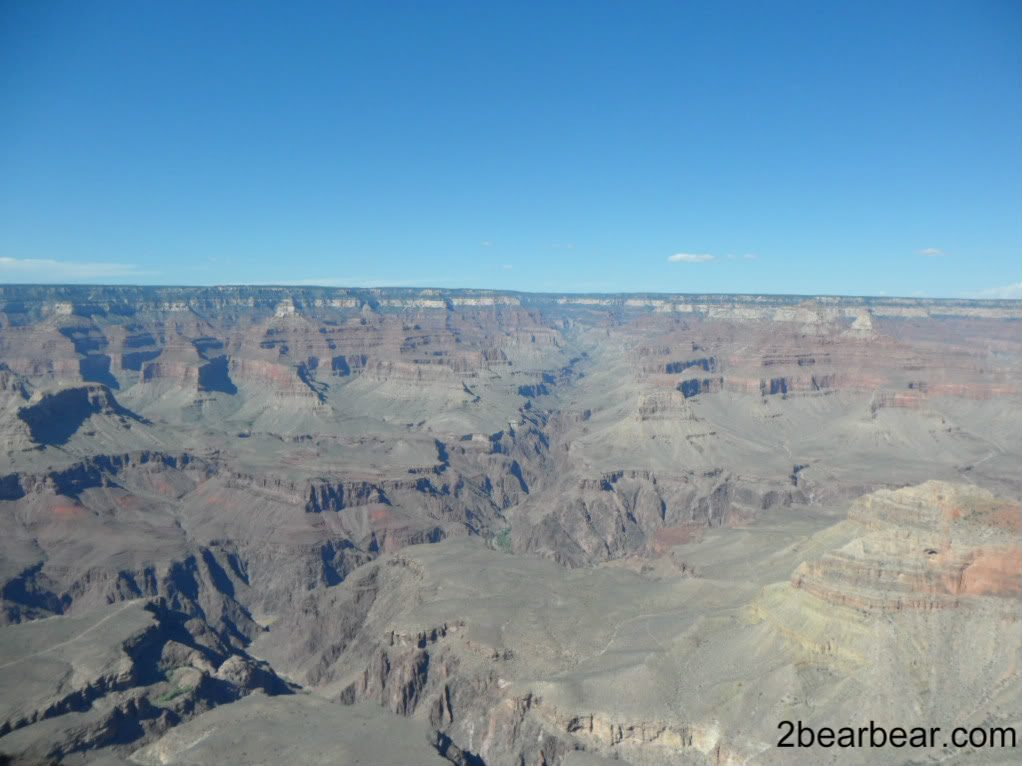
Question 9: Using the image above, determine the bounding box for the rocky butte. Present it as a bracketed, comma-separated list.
[0, 285, 1018, 765]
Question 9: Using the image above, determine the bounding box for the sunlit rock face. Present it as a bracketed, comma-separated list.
[0, 286, 1019, 764]
[791, 482, 1022, 610]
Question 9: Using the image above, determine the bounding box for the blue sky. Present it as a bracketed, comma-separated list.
[1, 0, 1019, 297]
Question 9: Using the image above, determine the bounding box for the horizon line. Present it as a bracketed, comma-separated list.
[0, 282, 1019, 304]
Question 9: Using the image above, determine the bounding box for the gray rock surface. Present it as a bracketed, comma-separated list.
[129, 693, 449, 766]
[0, 286, 1019, 764]
[0, 599, 291, 764]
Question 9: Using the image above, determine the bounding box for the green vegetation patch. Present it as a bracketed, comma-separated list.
[494, 527, 512, 553]
[156, 684, 195, 704]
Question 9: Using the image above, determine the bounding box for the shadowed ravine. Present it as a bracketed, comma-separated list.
[0, 286, 1019, 765]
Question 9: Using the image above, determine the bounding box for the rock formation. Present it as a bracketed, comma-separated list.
[0, 286, 1018, 764]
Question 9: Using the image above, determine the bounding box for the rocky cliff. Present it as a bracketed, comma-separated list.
[0, 286, 1019, 764]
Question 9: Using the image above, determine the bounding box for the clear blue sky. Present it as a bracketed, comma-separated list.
[1, 0, 1019, 297]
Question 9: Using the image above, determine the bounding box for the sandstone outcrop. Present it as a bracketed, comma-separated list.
[0, 286, 1019, 764]
[791, 482, 1021, 611]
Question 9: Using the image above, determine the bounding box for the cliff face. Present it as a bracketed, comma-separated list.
[791, 482, 1022, 611]
[0, 286, 1019, 764]
[1, 286, 1016, 406]
[0, 599, 293, 763]
[248, 483, 1021, 766]
[0, 285, 1017, 615]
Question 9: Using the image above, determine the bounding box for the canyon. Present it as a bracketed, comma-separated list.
[0, 285, 1019, 765]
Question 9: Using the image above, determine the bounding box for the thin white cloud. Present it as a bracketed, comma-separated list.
[918, 248, 945, 257]
[0, 256, 151, 280]
[668, 253, 715, 263]
[501, 264, 513, 271]
[480, 241, 493, 247]
[743, 253, 759, 260]
[966, 282, 1022, 299]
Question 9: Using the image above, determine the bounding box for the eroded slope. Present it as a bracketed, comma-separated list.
[0, 286, 1019, 764]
